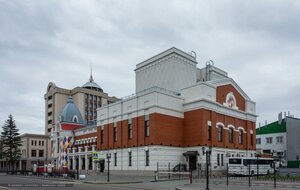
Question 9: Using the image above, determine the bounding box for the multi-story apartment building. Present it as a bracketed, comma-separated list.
[256, 113, 300, 168]
[51, 47, 257, 173]
[44, 74, 118, 135]
[0, 134, 51, 171]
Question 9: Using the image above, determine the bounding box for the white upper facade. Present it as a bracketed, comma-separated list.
[135, 47, 198, 93]
[97, 47, 257, 124]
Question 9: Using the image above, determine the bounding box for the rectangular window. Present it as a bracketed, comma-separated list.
[217, 153, 220, 166]
[39, 150, 44, 157]
[39, 141, 41, 146]
[238, 129, 243, 144]
[42, 141, 44, 146]
[128, 152, 132, 166]
[266, 137, 272, 144]
[113, 122, 117, 142]
[229, 128, 234, 143]
[218, 126, 223, 142]
[145, 114, 150, 137]
[31, 150, 37, 157]
[256, 138, 261, 144]
[35, 141, 37, 146]
[208, 125, 211, 141]
[31, 140, 34, 146]
[101, 128, 104, 144]
[221, 154, 224, 166]
[145, 150, 149, 166]
[114, 153, 117, 166]
[276, 136, 283, 143]
[250, 134, 253, 145]
[128, 118, 132, 140]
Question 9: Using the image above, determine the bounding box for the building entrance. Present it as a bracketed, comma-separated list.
[189, 155, 197, 171]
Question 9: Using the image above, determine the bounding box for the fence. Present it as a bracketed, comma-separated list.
[154, 162, 300, 188]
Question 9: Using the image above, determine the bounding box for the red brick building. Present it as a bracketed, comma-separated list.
[60, 47, 257, 172]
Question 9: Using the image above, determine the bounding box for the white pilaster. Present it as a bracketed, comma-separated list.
[67, 155, 71, 170]
[79, 155, 82, 170]
[72, 156, 76, 170]
[92, 159, 95, 170]
[19, 160, 22, 170]
[85, 154, 88, 170]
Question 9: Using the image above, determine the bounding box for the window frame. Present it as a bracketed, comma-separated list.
[145, 114, 150, 137]
[238, 129, 243, 144]
[229, 127, 234, 143]
[128, 118, 132, 140]
[128, 152, 132, 166]
[145, 150, 150, 166]
[217, 125, 223, 142]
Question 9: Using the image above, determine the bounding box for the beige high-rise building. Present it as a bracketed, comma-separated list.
[44, 74, 118, 135]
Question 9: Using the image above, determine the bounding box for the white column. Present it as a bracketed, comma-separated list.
[92, 159, 95, 170]
[67, 155, 71, 170]
[72, 156, 76, 170]
[19, 160, 22, 170]
[72, 148, 76, 154]
[79, 147, 82, 153]
[79, 155, 82, 170]
[85, 154, 88, 171]
[85, 146, 89, 152]
[92, 145, 96, 152]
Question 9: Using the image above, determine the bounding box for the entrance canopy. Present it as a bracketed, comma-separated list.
[183, 151, 199, 156]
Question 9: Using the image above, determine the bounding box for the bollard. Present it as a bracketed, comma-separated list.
[189, 171, 192, 184]
[226, 163, 229, 186]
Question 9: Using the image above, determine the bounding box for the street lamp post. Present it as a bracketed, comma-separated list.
[106, 153, 111, 182]
[202, 147, 212, 190]
[272, 150, 277, 189]
[296, 155, 299, 168]
[256, 153, 259, 178]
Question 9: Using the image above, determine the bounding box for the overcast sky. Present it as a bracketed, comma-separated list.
[0, 0, 299, 134]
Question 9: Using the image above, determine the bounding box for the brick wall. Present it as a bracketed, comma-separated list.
[216, 84, 246, 111]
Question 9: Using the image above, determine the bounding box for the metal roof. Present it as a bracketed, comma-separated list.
[59, 96, 84, 124]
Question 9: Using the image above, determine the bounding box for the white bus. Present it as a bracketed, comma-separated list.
[228, 157, 274, 176]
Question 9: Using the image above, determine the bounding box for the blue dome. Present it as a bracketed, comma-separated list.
[59, 96, 84, 124]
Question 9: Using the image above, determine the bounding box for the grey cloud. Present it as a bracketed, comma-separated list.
[0, 0, 299, 133]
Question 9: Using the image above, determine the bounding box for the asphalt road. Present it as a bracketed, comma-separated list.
[1, 174, 300, 190]
[0, 175, 182, 190]
[278, 168, 300, 176]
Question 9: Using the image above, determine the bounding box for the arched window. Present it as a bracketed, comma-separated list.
[239, 129, 243, 144]
[73, 115, 78, 123]
[218, 125, 223, 142]
[229, 127, 234, 143]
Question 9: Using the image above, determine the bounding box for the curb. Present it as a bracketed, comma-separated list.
[7, 175, 77, 182]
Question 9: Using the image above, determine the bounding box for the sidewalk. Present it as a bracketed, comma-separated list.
[4, 172, 154, 184]
[83, 172, 154, 184]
